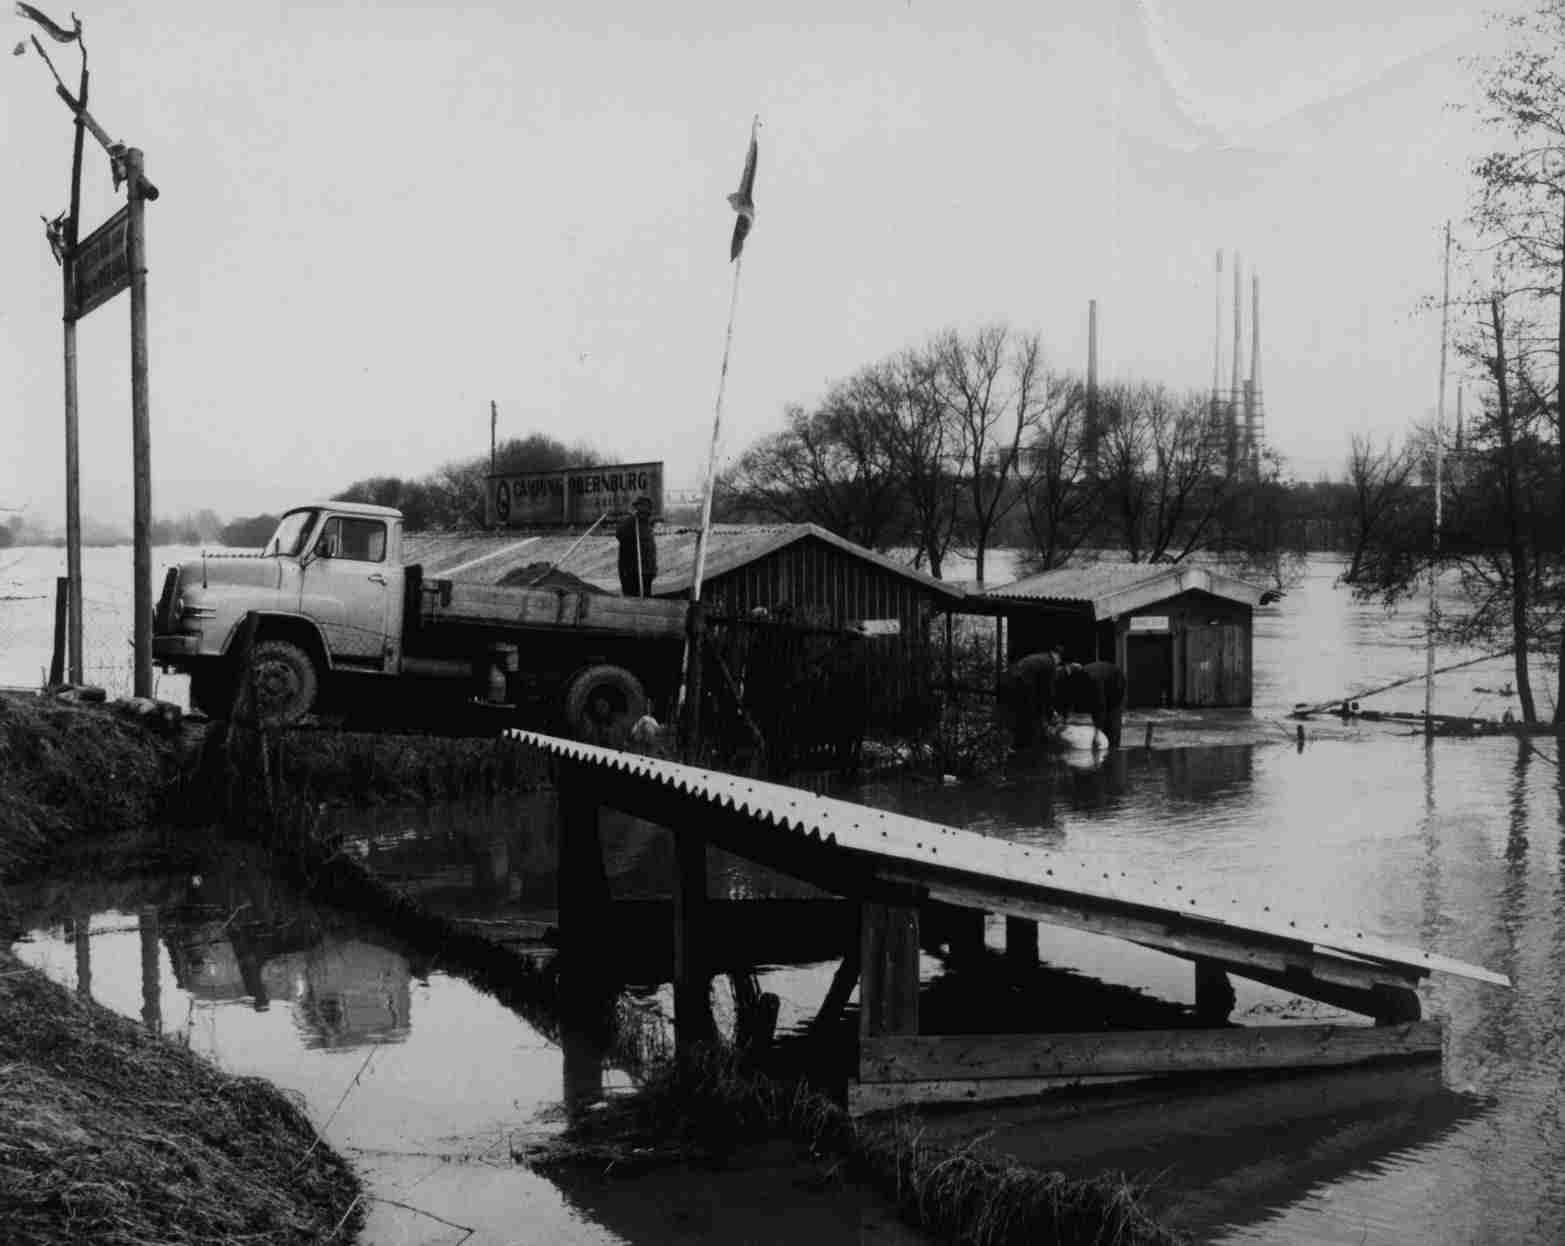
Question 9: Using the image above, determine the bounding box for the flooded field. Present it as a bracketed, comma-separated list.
[10, 554, 1565, 1244]
[0, 543, 201, 704]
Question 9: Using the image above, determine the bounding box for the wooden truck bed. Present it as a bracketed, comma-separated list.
[423, 579, 689, 640]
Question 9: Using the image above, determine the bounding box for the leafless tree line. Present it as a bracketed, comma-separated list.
[718, 323, 1288, 584]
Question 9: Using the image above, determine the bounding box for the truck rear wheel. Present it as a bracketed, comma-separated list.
[245, 639, 320, 724]
[563, 664, 646, 746]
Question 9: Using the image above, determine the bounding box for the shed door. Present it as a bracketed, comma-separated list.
[1126, 634, 1172, 708]
[1184, 623, 1248, 707]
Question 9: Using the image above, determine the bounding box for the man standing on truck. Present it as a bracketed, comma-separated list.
[617, 495, 657, 596]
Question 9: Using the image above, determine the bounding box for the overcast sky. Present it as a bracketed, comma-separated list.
[1, 0, 1511, 526]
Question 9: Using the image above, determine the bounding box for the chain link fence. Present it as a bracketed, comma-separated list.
[0, 549, 190, 707]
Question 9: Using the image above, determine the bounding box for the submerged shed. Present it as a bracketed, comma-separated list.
[980, 563, 1265, 708]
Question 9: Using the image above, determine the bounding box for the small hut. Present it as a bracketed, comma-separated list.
[980, 563, 1264, 708]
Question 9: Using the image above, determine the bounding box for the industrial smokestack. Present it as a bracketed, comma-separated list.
[1086, 299, 1099, 475]
[1088, 299, 1098, 401]
[1231, 252, 1243, 468]
[1247, 271, 1261, 470]
[1213, 249, 1224, 403]
[1250, 273, 1261, 392]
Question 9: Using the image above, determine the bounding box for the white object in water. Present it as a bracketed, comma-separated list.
[1057, 721, 1108, 752]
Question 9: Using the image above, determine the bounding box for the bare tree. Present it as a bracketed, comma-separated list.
[1468, 1, 1565, 721]
[718, 399, 904, 549]
[1342, 433, 1419, 584]
[932, 325, 1050, 584]
[1016, 378, 1100, 570]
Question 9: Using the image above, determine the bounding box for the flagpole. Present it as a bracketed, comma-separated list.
[1425, 221, 1451, 733]
[692, 252, 744, 604]
[676, 252, 745, 732]
[676, 117, 758, 747]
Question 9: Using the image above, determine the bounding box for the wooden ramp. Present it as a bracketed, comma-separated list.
[510, 730, 1508, 1112]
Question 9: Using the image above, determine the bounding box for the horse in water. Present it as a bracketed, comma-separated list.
[1057, 660, 1126, 750]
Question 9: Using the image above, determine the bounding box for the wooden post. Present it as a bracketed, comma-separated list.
[125, 147, 154, 699]
[1005, 916, 1038, 968]
[138, 904, 160, 1035]
[673, 826, 715, 1047]
[49, 577, 68, 687]
[561, 1022, 606, 1113]
[73, 909, 91, 1001]
[1194, 960, 1236, 1024]
[61, 57, 88, 687]
[555, 763, 611, 963]
[680, 600, 706, 759]
[859, 901, 920, 1040]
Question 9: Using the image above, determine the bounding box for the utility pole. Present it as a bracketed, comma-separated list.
[1426, 222, 1452, 733]
[61, 54, 87, 684]
[20, 11, 161, 696]
[126, 147, 154, 698]
[490, 399, 498, 475]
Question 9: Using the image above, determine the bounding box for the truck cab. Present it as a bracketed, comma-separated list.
[155, 501, 407, 718]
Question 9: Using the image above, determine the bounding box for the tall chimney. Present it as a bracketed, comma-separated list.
[1247, 271, 1261, 469]
[1086, 299, 1099, 474]
[1212, 249, 1224, 403]
[1231, 252, 1243, 468]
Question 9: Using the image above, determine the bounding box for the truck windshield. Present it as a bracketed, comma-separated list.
[263, 509, 319, 557]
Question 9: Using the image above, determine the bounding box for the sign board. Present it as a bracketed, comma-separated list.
[485, 461, 664, 528]
[1129, 615, 1171, 634]
[72, 206, 131, 320]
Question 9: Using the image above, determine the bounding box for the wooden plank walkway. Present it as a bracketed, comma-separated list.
[510, 729, 1509, 1110]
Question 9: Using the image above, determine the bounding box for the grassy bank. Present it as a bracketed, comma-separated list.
[0, 695, 366, 1244]
[0, 944, 363, 1245]
[0, 693, 185, 875]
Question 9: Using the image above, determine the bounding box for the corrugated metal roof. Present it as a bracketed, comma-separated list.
[404, 523, 965, 600]
[983, 563, 1264, 618]
[509, 729, 1510, 990]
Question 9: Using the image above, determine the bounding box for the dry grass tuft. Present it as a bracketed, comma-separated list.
[0, 694, 187, 876]
[527, 1043, 1181, 1246]
[0, 947, 362, 1246]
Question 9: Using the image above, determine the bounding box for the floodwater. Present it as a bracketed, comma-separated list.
[10, 554, 1565, 1244]
[0, 542, 201, 704]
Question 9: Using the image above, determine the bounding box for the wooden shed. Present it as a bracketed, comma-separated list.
[979, 564, 1264, 709]
[406, 522, 963, 634]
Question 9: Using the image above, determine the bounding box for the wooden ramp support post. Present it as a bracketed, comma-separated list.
[556, 761, 611, 966]
[673, 825, 716, 1048]
[1195, 960, 1236, 1024]
[859, 901, 920, 1042]
[1005, 916, 1039, 969]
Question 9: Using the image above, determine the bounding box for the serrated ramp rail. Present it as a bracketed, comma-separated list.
[512, 730, 1509, 1110]
[510, 730, 1507, 995]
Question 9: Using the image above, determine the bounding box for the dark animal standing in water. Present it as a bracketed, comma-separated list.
[1058, 660, 1126, 749]
[996, 650, 1063, 747]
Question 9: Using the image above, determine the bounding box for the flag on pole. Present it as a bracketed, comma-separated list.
[727, 117, 759, 261]
[15, 2, 79, 43]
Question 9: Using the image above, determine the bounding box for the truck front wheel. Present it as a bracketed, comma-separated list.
[563, 664, 646, 746]
[245, 639, 320, 724]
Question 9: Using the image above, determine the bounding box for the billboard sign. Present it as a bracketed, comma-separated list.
[485, 461, 664, 528]
[72, 206, 131, 320]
